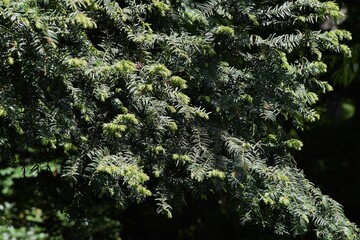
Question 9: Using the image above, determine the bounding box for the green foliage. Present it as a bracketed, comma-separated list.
[285, 139, 304, 151]
[0, 0, 359, 239]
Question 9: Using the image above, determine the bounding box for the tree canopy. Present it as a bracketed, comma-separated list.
[0, 0, 359, 239]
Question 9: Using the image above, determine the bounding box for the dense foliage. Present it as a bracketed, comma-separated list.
[296, 0, 360, 231]
[0, 0, 359, 239]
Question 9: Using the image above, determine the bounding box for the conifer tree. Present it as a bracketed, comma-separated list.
[0, 0, 359, 239]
